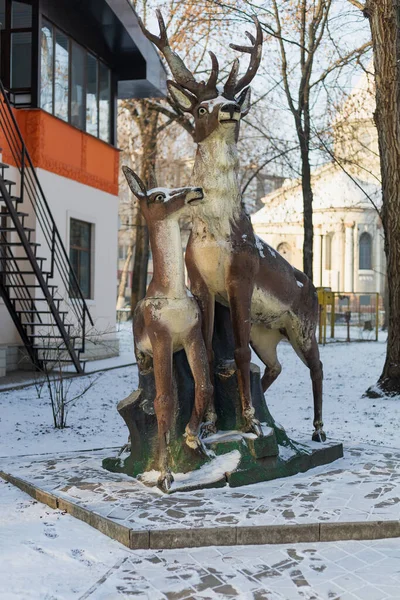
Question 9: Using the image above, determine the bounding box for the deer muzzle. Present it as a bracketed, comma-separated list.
[186, 188, 204, 205]
[219, 103, 241, 122]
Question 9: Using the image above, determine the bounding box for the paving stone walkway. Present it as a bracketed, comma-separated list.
[81, 538, 400, 599]
[1, 442, 400, 533]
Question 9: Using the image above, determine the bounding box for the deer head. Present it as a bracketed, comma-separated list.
[122, 166, 204, 222]
[139, 11, 262, 143]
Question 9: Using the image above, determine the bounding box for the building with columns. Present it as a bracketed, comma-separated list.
[251, 66, 385, 298]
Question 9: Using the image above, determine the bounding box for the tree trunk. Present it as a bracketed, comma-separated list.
[130, 104, 159, 316]
[296, 103, 314, 281]
[117, 242, 134, 310]
[130, 210, 149, 315]
[367, 0, 400, 394]
[300, 139, 314, 281]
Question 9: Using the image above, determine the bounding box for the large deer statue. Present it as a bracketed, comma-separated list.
[140, 13, 326, 443]
[122, 167, 213, 491]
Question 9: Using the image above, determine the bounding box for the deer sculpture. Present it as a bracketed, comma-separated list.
[139, 12, 326, 443]
[122, 167, 214, 492]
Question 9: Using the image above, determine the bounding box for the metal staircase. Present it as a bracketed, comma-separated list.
[0, 80, 93, 374]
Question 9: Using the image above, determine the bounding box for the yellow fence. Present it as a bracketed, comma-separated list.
[317, 288, 381, 344]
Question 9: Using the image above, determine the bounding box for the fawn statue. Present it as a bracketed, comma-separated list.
[122, 167, 214, 492]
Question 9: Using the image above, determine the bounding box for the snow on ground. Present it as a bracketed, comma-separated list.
[0, 478, 128, 600]
[0, 329, 397, 459]
[2, 475, 400, 599]
[1, 329, 400, 598]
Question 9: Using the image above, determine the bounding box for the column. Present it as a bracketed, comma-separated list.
[344, 222, 354, 292]
[353, 225, 359, 293]
[314, 229, 322, 287]
[339, 225, 346, 291]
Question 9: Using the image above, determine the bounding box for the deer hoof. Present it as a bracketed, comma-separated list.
[312, 429, 326, 443]
[244, 417, 263, 437]
[185, 428, 203, 449]
[117, 439, 131, 456]
[201, 420, 217, 437]
[157, 470, 174, 493]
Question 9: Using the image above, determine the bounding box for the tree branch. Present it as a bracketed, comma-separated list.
[347, 0, 365, 10]
[310, 40, 372, 88]
[241, 145, 298, 194]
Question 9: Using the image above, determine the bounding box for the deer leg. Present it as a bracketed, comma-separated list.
[151, 334, 175, 492]
[183, 327, 213, 452]
[191, 282, 217, 434]
[250, 326, 282, 393]
[304, 335, 325, 443]
[293, 331, 325, 443]
[227, 281, 262, 437]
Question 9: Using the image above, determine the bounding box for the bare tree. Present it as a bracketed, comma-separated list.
[204, 0, 371, 280]
[348, 0, 400, 395]
[119, 1, 230, 314]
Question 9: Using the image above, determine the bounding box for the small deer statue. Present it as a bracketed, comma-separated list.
[140, 12, 326, 443]
[122, 166, 214, 492]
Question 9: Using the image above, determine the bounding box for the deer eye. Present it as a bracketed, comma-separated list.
[154, 194, 165, 203]
[198, 107, 208, 116]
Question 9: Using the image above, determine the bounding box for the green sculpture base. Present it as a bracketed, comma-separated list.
[103, 354, 343, 493]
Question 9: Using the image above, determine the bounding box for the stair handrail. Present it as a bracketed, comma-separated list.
[0, 79, 94, 333]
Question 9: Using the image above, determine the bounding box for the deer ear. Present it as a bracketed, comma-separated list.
[237, 86, 251, 117]
[167, 81, 197, 112]
[122, 166, 147, 199]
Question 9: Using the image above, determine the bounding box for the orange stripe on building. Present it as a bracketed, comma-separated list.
[0, 109, 119, 196]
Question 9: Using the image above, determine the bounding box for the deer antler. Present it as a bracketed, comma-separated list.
[227, 16, 263, 96]
[139, 10, 219, 100]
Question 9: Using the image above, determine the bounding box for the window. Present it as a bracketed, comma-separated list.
[54, 30, 69, 121]
[40, 20, 53, 112]
[70, 219, 92, 299]
[40, 20, 112, 142]
[11, 31, 31, 88]
[86, 54, 98, 136]
[71, 43, 85, 129]
[359, 232, 372, 270]
[325, 233, 334, 270]
[277, 242, 292, 263]
[99, 62, 111, 142]
[360, 295, 371, 306]
[0, 0, 6, 29]
[11, 1, 31, 28]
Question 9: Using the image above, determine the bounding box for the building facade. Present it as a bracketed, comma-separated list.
[251, 67, 385, 298]
[0, 0, 165, 376]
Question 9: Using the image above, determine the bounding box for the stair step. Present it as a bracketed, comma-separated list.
[0, 241, 40, 247]
[1, 270, 50, 275]
[29, 334, 78, 339]
[22, 322, 73, 328]
[16, 309, 68, 315]
[0, 256, 46, 261]
[0, 210, 29, 218]
[0, 226, 34, 232]
[5, 284, 57, 289]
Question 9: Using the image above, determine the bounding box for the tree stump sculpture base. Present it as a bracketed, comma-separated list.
[103, 304, 343, 492]
[103, 357, 343, 493]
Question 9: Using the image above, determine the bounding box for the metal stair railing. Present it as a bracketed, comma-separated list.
[0, 78, 94, 372]
[0, 232, 42, 368]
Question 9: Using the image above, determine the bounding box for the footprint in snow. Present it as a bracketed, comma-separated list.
[71, 548, 93, 567]
[43, 522, 58, 539]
